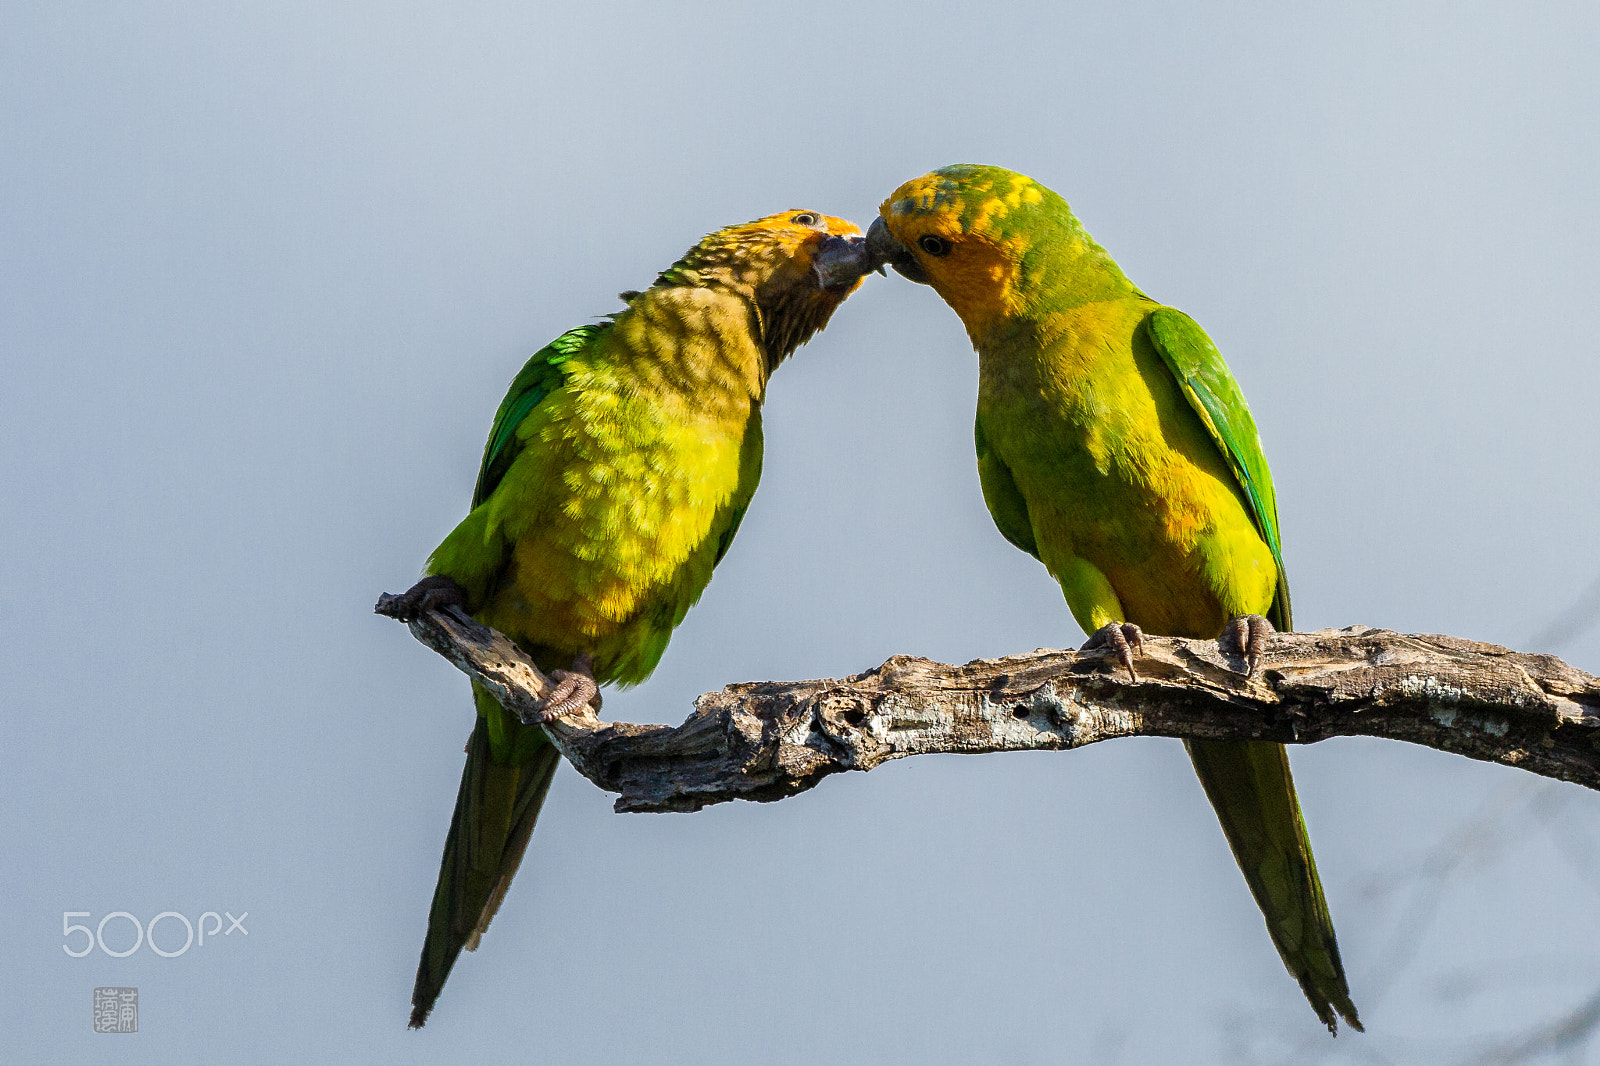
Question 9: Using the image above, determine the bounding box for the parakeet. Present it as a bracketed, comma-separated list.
[865, 165, 1360, 1033]
[385, 210, 872, 1027]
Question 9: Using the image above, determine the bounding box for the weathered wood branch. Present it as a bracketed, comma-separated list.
[376, 599, 1600, 813]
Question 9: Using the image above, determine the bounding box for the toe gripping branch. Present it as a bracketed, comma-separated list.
[374, 576, 596, 726]
[1081, 622, 1146, 681]
[1220, 614, 1276, 677]
[375, 575, 470, 624]
[539, 655, 600, 723]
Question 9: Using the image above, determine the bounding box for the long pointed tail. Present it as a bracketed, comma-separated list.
[1185, 738, 1362, 1033]
[409, 687, 560, 1028]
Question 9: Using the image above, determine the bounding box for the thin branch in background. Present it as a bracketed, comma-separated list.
[1528, 573, 1600, 655]
[1355, 780, 1555, 1007]
[1467, 985, 1600, 1065]
[1531, 790, 1600, 903]
[1427, 957, 1600, 1012]
[1229, 782, 1558, 1066]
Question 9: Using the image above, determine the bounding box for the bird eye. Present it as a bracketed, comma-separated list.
[918, 234, 950, 257]
[791, 212, 824, 228]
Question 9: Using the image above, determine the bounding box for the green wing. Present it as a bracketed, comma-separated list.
[1147, 311, 1361, 1031]
[1145, 308, 1291, 631]
[471, 323, 608, 509]
[974, 413, 1039, 559]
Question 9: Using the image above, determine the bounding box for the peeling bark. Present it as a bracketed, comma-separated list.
[375, 599, 1600, 814]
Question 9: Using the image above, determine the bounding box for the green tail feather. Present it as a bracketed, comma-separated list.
[1184, 738, 1362, 1034]
[409, 693, 561, 1028]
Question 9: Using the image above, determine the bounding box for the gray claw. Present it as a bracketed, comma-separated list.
[526, 653, 599, 723]
[376, 575, 469, 622]
[1219, 614, 1276, 677]
[1081, 622, 1145, 681]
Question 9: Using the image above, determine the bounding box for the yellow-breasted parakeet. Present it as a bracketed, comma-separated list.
[386, 210, 873, 1027]
[866, 165, 1359, 1033]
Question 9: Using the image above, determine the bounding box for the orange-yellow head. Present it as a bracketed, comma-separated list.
[866, 165, 1133, 345]
[658, 210, 871, 366]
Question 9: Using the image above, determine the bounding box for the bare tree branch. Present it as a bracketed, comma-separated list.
[375, 599, 1600, 814]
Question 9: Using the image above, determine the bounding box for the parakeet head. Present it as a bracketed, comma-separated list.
[866, 165, 1130, 343]
[658, 210, 872, 367]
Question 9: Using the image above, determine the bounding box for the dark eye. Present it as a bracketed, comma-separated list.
[791, 212, 826, 230]
[918, 234, 950, 257]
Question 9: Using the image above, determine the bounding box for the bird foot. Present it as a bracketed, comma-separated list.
[1218, 614, 1275, 677]
[375, 575, 470, 622]
[1080, 622, 1144, 681]
[525, 654, 599, 724]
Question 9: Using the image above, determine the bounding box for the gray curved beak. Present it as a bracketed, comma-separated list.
[811, 234, 873, 291]
[866, 217, 929, 284]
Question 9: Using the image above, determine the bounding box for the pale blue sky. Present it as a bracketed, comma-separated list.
[4, 2, 1599, 1062]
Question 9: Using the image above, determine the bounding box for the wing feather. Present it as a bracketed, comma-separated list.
[471, 324, 608, 509]
[1145, 308, 1291, 630]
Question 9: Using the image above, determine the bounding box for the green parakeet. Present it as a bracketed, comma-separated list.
[385, 211, 872, 1027]
[865, 164, 1360, 1033]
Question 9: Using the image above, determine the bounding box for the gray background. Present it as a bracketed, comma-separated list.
[4, 2, 1599, 1062]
